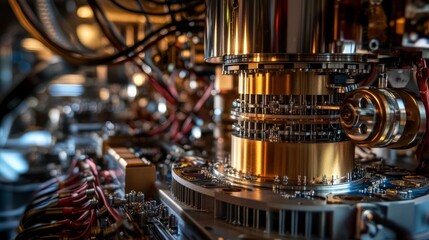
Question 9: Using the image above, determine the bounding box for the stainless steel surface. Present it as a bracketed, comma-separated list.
[169, 162, 429, 239]
[341, 88, 426, 148]
[205, 0, 336, 62]
[221, 53, 377, 66]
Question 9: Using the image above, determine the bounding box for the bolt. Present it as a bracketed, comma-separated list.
[283, 176, 288, 184]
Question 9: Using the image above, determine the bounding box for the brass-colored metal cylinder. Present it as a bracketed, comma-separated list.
[230, 135, 354, 182]
[229, 70, 353, 182]
[238, 71, 330, 95]
[204, 0, 378, 186]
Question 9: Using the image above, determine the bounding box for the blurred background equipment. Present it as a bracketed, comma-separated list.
[1, 0, 429, 239]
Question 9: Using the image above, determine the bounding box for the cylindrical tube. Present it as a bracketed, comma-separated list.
[205, 0, 335, 62]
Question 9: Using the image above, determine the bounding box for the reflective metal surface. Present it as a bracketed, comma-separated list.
[230, 70, 347, 163]
[238, 71, 330, 95]
[341, 88, 426, 148]
[205, 0, 336, 62]
[4, 0, 429, 239]
[222, 53, 377, 65]
[230, 135, 354, 182]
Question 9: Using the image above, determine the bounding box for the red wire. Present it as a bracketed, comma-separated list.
[94, 185, 121, 222]
[148, 111, 176, 135]
[167, 70, 180, 99]
[146, 74, 177, 105]
[359, 63, 378, 86]
[172, 82, 213, 141]
[70, 209, 96, 240]
[22, 156, 130, 239]
[74, 210, 91, 223]
[85, 159, 101, 186]
[194, 82, 213, 111]
[416, 58, 429, 169]
[58, 182, 88, 194]
[169, 118, 180, 138]
[66, 159, 79, 175]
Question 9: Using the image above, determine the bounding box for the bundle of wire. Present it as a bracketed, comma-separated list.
[16, 158, 141, 240]
[9, 0, 211, 141]
[9, 0, 205, 65]
[86, 0, 210, 141]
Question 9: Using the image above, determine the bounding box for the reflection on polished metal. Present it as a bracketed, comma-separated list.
[230, 70, 345, 141]
[230, 136, 354, 183]
[204, 0, 377, 186]
[229, 70, 351, 181]
[237, 71, 330, 95]
[341, 88, 426, 148]
[213, 67, 237, 162]
[221, 53, 377, 66]
[205, 0, 336, 62]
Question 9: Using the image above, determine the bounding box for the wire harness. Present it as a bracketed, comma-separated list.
[16, 158, 142, 240]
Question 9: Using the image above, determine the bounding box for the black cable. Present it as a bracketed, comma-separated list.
[87, 0, 125, 50]
[134, 0, 145, 11]
[36, 0, 69, 48]
[16, 222, 66, 240]
[21, 208, 61, 228]
[110, 0, 204, 16]
[0, 59, 76, 123]
[88, 1, 162, 79]
[36, 0, 93, 53]
[142, 0, 201, 6]
[26, 194, 58, 211]
[88, 0, 179, 103]
[10, 0, 204, 65]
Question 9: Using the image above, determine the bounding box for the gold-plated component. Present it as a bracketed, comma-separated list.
[230, 111, 339, 124]
[402, 175, 427, 183]
[389, 90, 426, 148]
[230, 136, 354, 182]
[385, 188, 398, 196]
[229, 69, 351, 184]
[389, 180, 421, 188]
[340, 88, 426, 148]
[238, 71, 330, 95]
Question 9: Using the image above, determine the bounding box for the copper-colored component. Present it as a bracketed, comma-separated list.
[204, 0, 382, 186]
[389, 180, 421, 188]
[106, 147, 156, 196]
[228, 69, 353, 183]
[238, 71, 330, 95]
[341, 88, 426, 148]
[230, 136, 354, 182]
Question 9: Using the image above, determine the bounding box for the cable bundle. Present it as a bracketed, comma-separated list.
[9, 0, 211, 141]
[9, 0, 205, 65]
[85, 0, 211, 141]
[16, 158, 141, 240]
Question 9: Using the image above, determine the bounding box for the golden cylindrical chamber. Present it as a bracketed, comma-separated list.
[204, 0, 377, 186]
[229, 70, 354, 183]
[230, 136, 354, 183]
